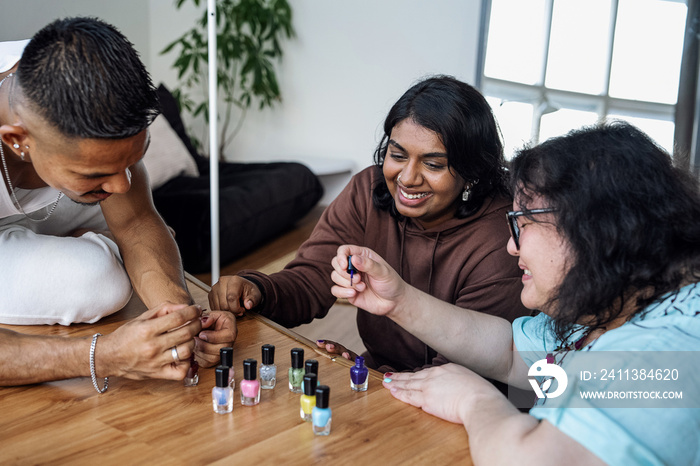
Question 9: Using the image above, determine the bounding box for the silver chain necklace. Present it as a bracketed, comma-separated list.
[0, 73, 63, 222]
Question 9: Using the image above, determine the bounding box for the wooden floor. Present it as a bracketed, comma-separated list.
[193, 204, 367, 356]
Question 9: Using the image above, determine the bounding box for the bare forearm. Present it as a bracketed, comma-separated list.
[101, 162, 192, 308]
[462, 391, 602, 465]
[120, 222, 192, 308]
[0, 329, 91, 385]
[391, 285, 515, 381]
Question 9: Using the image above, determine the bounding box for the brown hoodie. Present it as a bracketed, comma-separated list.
[241, 166, 528, 372]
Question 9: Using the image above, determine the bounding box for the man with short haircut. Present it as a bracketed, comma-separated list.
[0, 17, 235, 388]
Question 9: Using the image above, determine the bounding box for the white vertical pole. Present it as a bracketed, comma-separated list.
[207, 0, 220, 285]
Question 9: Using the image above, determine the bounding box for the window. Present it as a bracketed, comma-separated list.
[480, 0, 687, 159]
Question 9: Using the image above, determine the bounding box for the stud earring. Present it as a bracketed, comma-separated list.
[13, 143, 19, 149]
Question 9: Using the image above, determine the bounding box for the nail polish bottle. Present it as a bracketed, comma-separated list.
[347, 255, 357, 284]
[288, 347, 304, 393]
[240, 358, 261, 406]
[312, 385, 332, 435]
[302, 359, 319, 392]
[260, 344, 276, 389]
[350, 356, 368, 391]
[300, 373, 317, 422]
[212, 365, 233, 414]
[219, 346, 235, 387]
[184, 353, 199, 386]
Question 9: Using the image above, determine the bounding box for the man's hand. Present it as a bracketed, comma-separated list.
[98, 302, 202, 380]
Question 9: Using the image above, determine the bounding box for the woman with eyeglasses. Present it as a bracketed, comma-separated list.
[330, 121, 700, 465]
[209, 75, 528, 373]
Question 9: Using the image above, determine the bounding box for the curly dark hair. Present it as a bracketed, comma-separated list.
[510, 120, 700, 341]
[372, 75, 510, 219]
[15, 17, 159, 139]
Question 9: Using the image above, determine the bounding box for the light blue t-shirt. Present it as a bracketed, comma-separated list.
[512, 283, 700, 466]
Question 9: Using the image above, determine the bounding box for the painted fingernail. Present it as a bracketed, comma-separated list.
[384, 372, 393, 378]
[383, 378, 392, 383]
[316, 339, 325, 344]
[201, 316, 209, 324]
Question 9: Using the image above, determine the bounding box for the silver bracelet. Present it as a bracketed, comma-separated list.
[90, 333, 109, 394]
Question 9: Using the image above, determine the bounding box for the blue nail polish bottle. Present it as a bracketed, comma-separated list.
[212, 366, 233, 414]
[350, 356, 368, 391]
[312, 385, 332, 435]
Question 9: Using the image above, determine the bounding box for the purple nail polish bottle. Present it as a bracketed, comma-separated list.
[350, 356, 368, 391]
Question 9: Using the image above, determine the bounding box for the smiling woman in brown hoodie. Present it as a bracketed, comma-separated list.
[209, 76, 528, 372]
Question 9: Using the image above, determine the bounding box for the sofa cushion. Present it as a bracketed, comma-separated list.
[143, 114, 200, 189]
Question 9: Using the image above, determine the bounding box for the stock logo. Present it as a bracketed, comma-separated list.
[528, 359, 568, 399]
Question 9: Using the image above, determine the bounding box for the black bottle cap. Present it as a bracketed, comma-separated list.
[305, 359, 318, 375]
[290, 347, 304, 368]
[262, 344, 275, 365]
[315, 385, 330, 408]
[220, 347, 233, 367]
[303, 373, 317, 396]
[215, 365, 229, 387]
[243, 358, 257, 380]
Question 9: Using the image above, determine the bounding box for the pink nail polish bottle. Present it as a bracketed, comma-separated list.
[240, 358, 261, 406]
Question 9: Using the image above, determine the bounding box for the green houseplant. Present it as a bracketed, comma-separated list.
[162, 0, 294, 158]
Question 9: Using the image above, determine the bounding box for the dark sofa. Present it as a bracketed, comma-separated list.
[152, 84, 323, 273]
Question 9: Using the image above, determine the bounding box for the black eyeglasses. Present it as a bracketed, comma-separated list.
[506, 208, 558, 250]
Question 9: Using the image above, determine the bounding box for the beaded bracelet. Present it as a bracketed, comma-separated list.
[90, 333, 109, 394]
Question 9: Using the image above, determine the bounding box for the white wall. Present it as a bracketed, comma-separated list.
[148, 0, 482, 174]
[0, 0, 150, 63]
[2, 0, 482, 178]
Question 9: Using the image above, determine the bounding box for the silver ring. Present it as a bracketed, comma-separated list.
[397, 174, 402, 183]
[171, 346, 181, 363]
